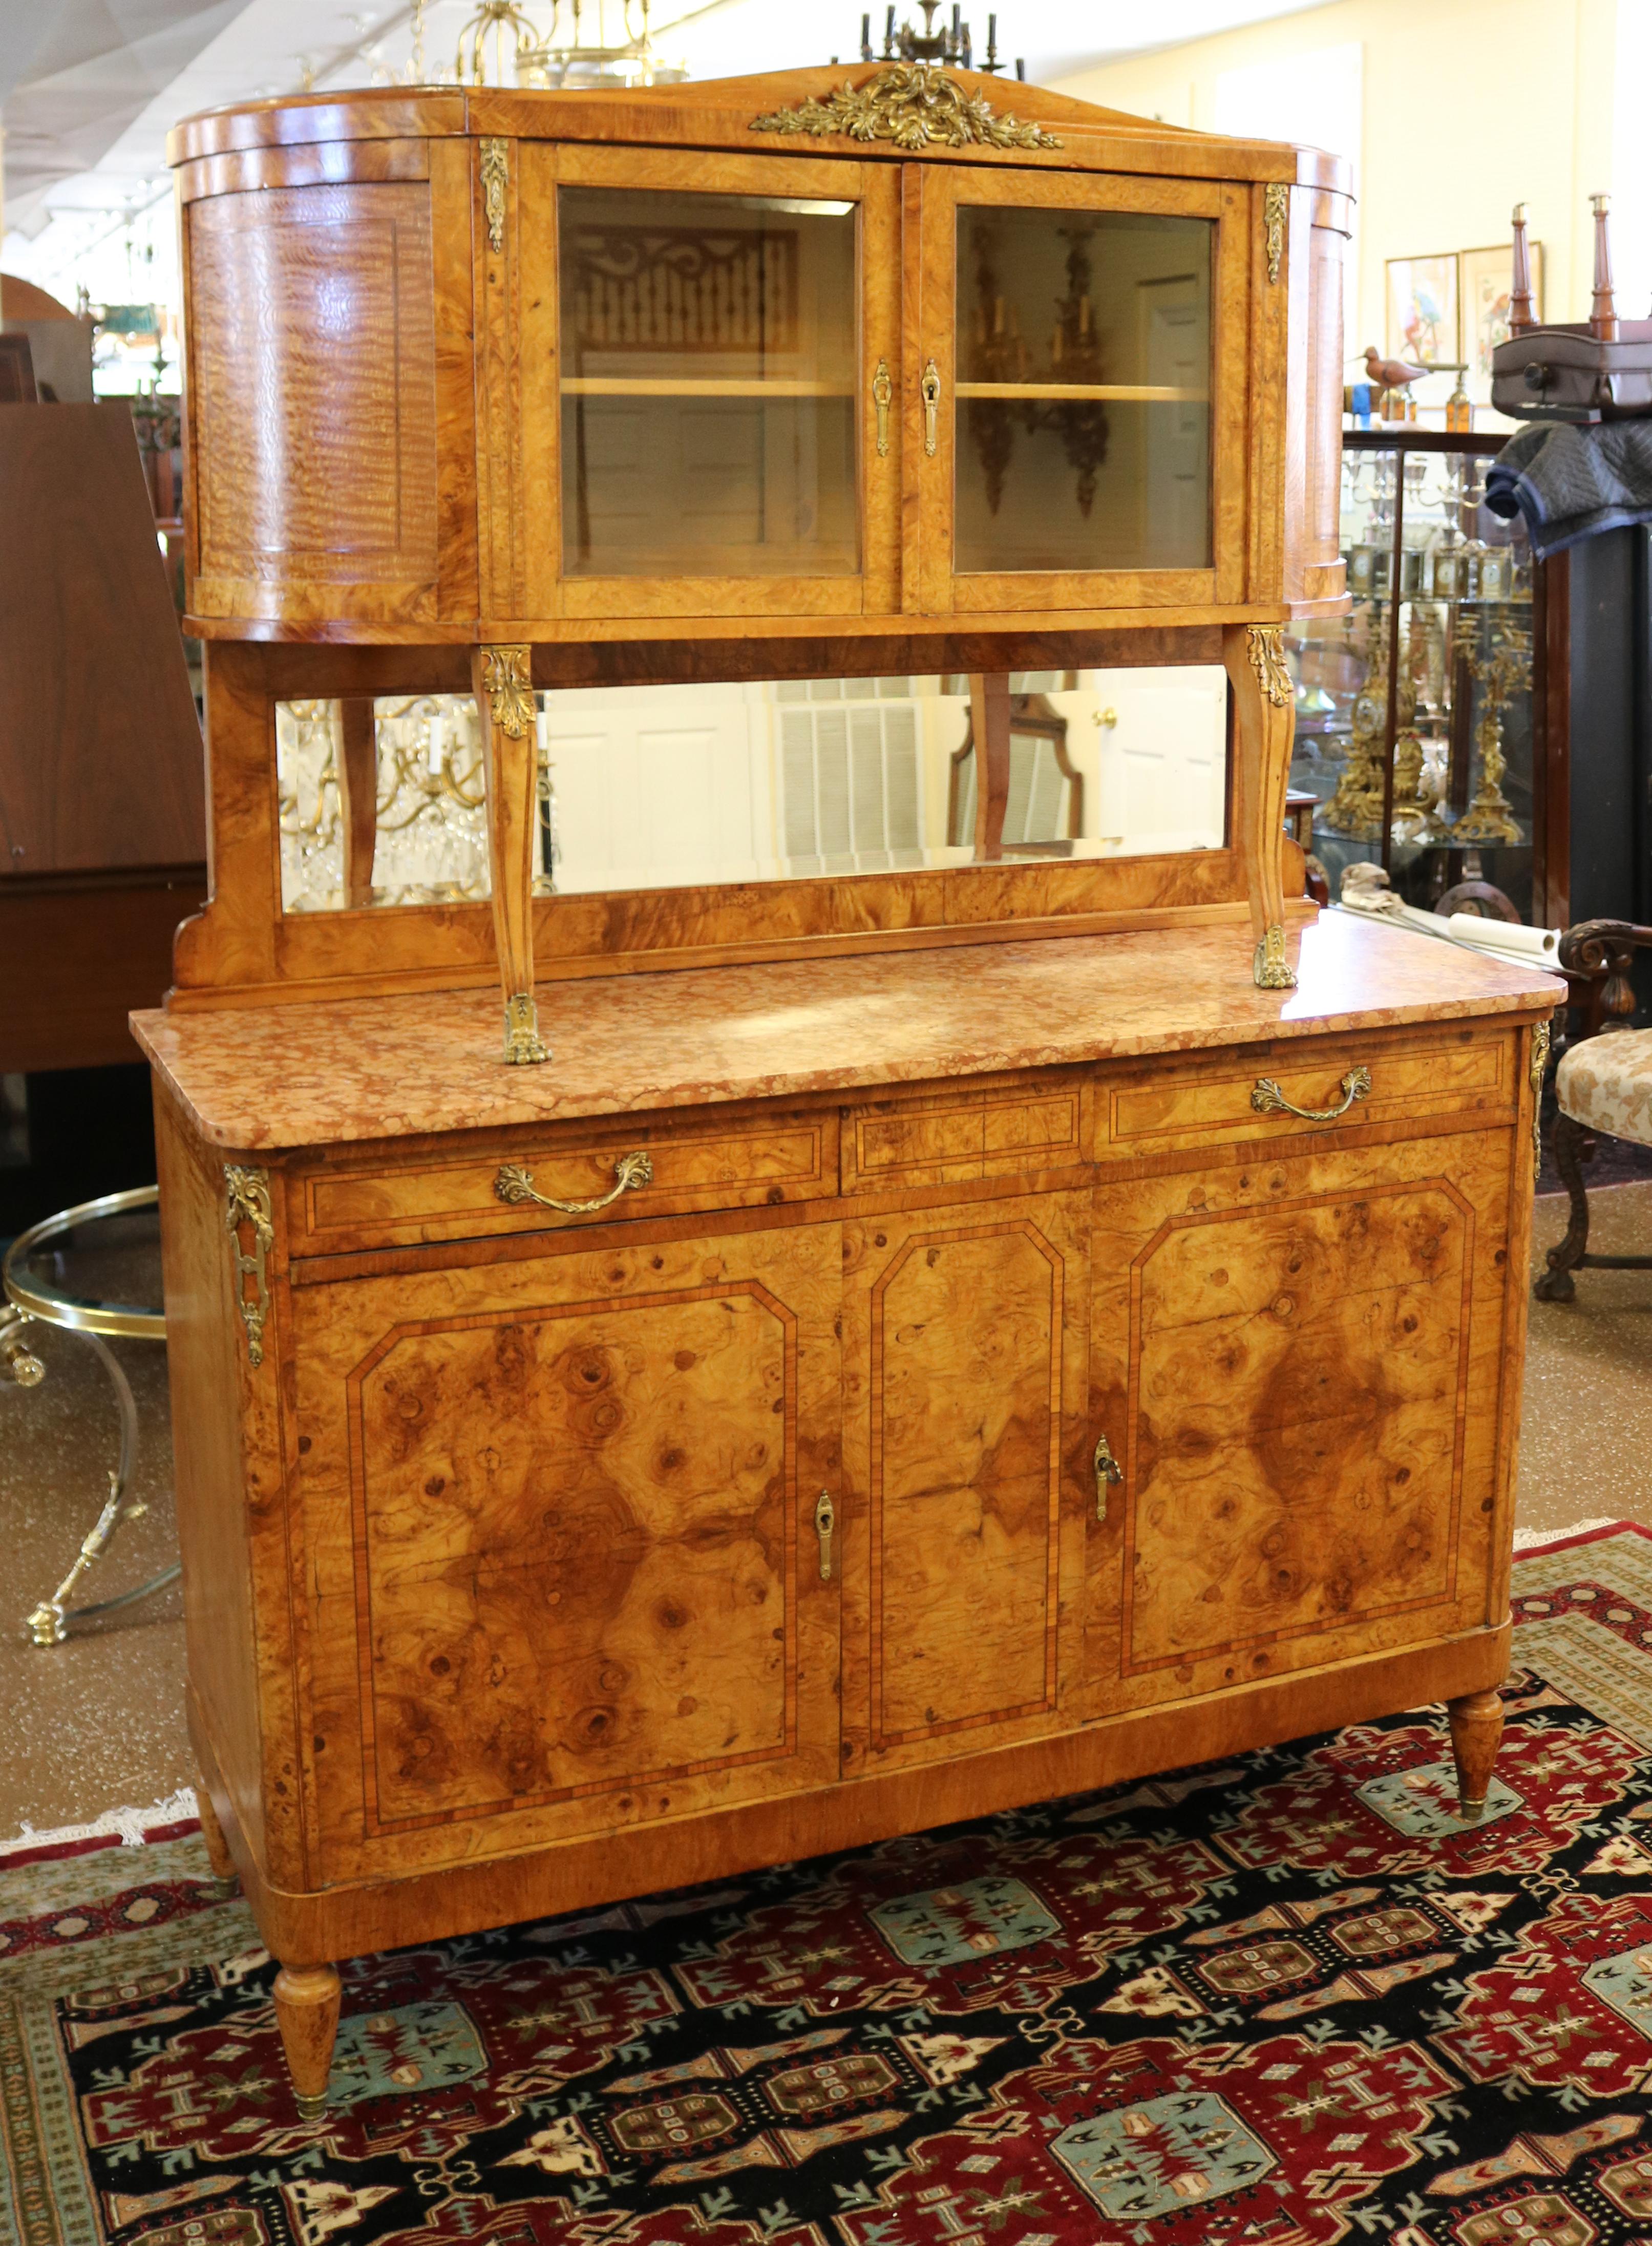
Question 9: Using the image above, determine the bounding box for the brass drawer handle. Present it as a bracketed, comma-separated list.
[921, 358, 941, 455]
[1093, 1433, 1123, 1521]
[872, 356, 893, 457]
[814, 1488, 836, 1580]
[1251, 1066, 1372, 1122]
[495, 1149, 653, 1214]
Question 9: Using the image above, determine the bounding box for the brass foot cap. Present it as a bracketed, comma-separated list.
[1456, 1797, 1487, 1823]
[294, 2091, 329, 2121]
[207, 1875, 241, 1901]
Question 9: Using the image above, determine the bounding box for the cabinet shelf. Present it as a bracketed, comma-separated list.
[561, 377, 855, 398]
[955, 382, 1209, 402]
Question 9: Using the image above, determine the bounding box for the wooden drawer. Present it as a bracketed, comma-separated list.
[842, 1078, 1087, 1193]
[289, 1110, 838, 1254]
[1099, 1027, 1514, 1158]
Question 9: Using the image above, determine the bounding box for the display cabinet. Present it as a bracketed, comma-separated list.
[1286, 430, 1568, 927]
[136, 61, 1560, 2124]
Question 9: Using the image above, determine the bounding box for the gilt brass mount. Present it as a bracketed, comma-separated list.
[1093, 1433, 1123, 1520]
[921, 359, 941, 455]
[1530, 1019, 1551, 1184]
[1252, 923, 1296, 991]
[1264, 183, 1288, 285]
[1251, 1066, 1372, 1121]
[480, 138, 509, 253]
[495, 1148, 653, 1212]
[872, 356, 893, 457]
[1244, 623, 1292, 710]
[750, 63, 1060, 153]
[223, 1166, 274, 1368]
[480, 644, 535, 738]
[502, 991, 552, 1067]
[814, 1489, 837, 1580]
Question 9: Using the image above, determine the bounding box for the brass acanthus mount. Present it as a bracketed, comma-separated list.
[752, 62, 1057, 152]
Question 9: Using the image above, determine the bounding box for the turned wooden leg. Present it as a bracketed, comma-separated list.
[1447, 1687, 1505, 1821]
[1535, 1109, 1591, 1302]
[194, 1781, 240, 1898]
[1224, 622, 1298, 989]
[274, 1962, 342, 2121]
[472, 644, 550, 1067]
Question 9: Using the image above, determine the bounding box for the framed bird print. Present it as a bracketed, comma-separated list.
[1460, 240, 1543, 403]
[1386, 253, 1460, 367]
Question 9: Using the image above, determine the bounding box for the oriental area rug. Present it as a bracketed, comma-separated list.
[8, 1524, 1652, 2246]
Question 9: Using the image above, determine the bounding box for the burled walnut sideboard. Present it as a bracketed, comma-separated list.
[142, 60, 1559, 2117]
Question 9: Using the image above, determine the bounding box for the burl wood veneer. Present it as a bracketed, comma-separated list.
[136, 917, 1558, 2114]
[146, 59, 1550, 2121]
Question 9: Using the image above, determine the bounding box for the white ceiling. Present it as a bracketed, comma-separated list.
[2, 0, 1335, 290]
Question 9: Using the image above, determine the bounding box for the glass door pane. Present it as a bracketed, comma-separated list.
[954, 204, 1213, 575]
[559, 187, 859, 580]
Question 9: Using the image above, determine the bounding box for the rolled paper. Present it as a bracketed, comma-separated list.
[1447, 913, 1559, 961]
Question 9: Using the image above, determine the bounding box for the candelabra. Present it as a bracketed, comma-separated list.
[1452, 623, 1529, 847]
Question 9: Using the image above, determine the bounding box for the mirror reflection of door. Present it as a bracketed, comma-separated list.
[948, 690, 1085, 852]
[270, 669, 1229, 913]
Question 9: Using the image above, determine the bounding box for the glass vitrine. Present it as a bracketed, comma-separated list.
[918, 169, 1247, 612]
[559, 187, 859, 579]
[543, 150, 899, 619]
[952, 204, 1212, 575]
[1285, 431, 1563, 926]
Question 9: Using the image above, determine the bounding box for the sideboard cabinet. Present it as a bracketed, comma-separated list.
[141, 920, 1553, 2116]
[142, 60, 1559, 2123]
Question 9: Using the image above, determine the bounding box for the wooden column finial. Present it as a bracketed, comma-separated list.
[1590, 192, 1618, 341]
[1508, 202, 1534, 335]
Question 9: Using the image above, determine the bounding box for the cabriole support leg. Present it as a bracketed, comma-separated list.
[472, 644, 550, 1067]
[1447, 1687, 1505, 1821]
[274, 1962, 342, 2122]
[1224, 620, 1298, 989]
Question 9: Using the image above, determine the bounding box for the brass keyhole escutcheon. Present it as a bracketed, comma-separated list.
[921, 358, 941, 456]
[814, 1489, 836, 1580]
[872, 356, 893, 458]
[1093, 1433, 1123, 1521]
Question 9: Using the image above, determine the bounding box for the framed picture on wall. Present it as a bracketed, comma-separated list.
[1386, 253, 1460, 366]
[1460, 240, 1544, 402]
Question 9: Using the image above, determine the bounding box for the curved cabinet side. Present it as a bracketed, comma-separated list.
[182, 144, 478, 633]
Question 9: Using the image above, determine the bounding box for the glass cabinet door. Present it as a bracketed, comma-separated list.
[541, 149, 900, 620]
[917, 169, 1249, 614]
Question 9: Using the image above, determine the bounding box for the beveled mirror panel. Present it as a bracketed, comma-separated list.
[558, 188, 859, 579]
[276, 671, 1227, 915]
[955, 206, 1213, 575]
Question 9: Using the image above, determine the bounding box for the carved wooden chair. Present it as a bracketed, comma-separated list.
[1535, 918, 1652, 1300]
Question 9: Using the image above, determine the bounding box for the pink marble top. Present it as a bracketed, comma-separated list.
[132, 910, 1562, 1153]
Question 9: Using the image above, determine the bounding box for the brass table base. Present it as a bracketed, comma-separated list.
[3, 1188, 178, 1646]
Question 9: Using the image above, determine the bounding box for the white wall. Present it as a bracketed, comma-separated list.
[1052, 0, 1632, 408]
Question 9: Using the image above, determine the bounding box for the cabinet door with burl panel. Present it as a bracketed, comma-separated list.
[838, 1192, 1092, 1782]
[286, 1219, 843, 1887]
[1083, 1126, 1528, 1724]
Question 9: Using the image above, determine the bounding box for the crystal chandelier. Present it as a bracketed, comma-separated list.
[454, 0, 686, 90]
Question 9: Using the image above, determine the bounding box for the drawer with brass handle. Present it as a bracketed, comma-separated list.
[1099, 1029, 1513, 1159]
[289, 1111, 838, 1255]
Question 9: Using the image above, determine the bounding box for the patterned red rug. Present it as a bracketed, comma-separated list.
[7, 1522, 1652, 2246]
